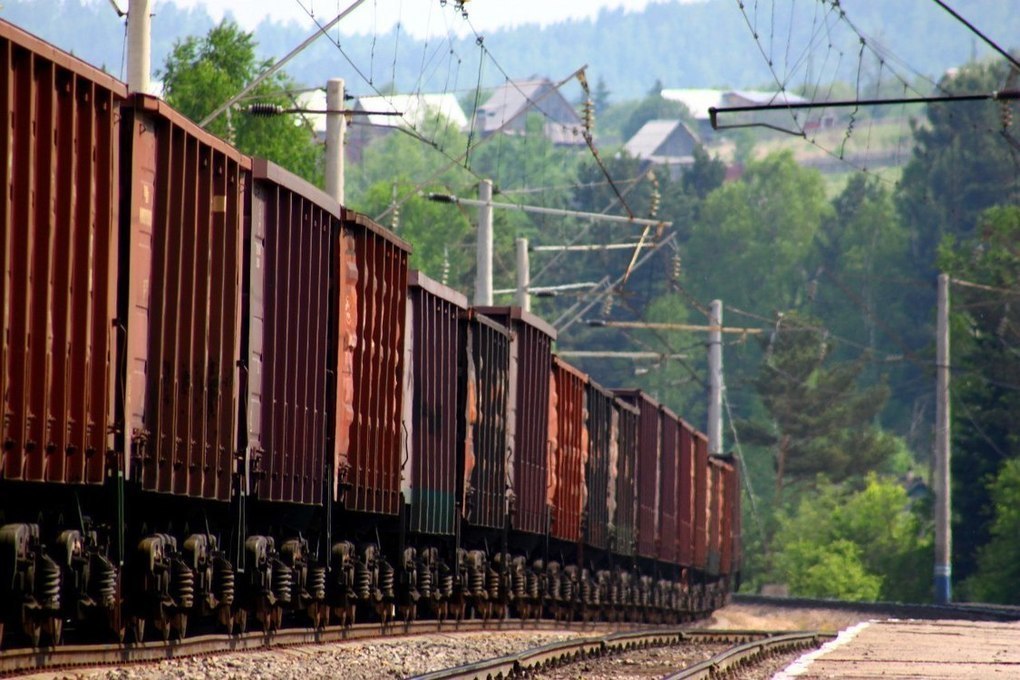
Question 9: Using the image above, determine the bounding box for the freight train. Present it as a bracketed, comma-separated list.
[0, 19, 740, 648]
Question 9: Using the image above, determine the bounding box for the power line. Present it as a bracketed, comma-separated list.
[931, 0, 1020, 72]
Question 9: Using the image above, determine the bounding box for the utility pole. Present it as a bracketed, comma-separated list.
[515, 237, 530, 311]
[475, 179, 494, 306]
[326, 78, 346, 204]
[126, 0, 151, 94]
[934, 273, 952, 604]
[708, 300, 724, 455]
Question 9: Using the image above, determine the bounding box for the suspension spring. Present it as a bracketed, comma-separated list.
[271, 559, 293, 604]
[468, 564, 485, 597]
[487, 567, 501, 599]
[212, 557, 235, 607]
[379, 560, 395, 600]
[92, 554, 118, 608]
[36, 554, 61, 610]
[526, 570, 539, 599]
[309, 565, 326, 601]
[439, 569, 453, 599]
[512, 566, 526, 599]
[355, 562, 372, 600]
[172, 559, 195, 610]
[581, 575, 593, 605]
[417, 561, 433, 600]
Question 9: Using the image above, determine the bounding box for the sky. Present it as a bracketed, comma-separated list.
[167, 0, 705, 38]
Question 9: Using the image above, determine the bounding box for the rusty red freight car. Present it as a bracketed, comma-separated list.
[583, 383, 615, 551]
[473, 307, 555, 537]
[613, 397, 639, 557]
[461, 310, 513, 531]
[403, 272, 466, 535]
[339, 210, 410, 516]
[121, 94, 250, 502]
[613, 390, 660, 560]
[0, 20, 127, 487]
[692, 430, 709, 571]
[549, 357, 588, 544]
[716, 456, 739, 577]
[677, 419, 697, 567]
[244, 159, 337, 506]
[658, 407, 681, 564]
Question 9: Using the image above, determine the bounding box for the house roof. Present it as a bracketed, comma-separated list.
[475, 78, 581, 134]
[296, 90, 468, 133]
[623, 119, 698, 162]
[660, 88, 809, 120]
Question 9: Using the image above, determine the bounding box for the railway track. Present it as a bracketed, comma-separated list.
[0, 619, 687, 677]
[412, 629, 832, 680]
[732, 593, 1020, 621]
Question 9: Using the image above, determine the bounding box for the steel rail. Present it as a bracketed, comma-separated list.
[664, 631, 833, 680]
[732, 593, 1020, 621]
[0, 618, 646, 677]
[410, 628, 799, 680]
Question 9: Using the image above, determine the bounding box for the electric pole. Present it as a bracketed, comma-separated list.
[326, 78, 346, 204]
[934, 273, 952, 604]
[475, 179, 494, 306]
[127, 0, 151, 94]
[708, 299, 724, 455]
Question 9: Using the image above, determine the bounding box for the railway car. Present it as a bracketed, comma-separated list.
[0, 17, 740, 651]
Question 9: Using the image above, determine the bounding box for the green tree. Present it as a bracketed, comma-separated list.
[964, 458, 1020, 604]
[160, 21, 322, 184]
[741, 311, 896, 491]
[767, 476, 932, 601]
[938, 206, 1020, 585]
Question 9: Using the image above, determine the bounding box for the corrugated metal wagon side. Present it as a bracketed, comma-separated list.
[658, 407, 680, 565]
[614, 390, 660, 560]
[717, 456, 739, 577]
[707, 456, 726, 576]
[677, 419, 697, 567]
[460, 310, 512, 530]
[339, 209, 410, 516]
[403, 272, 466, 535]
[122, 94, 250, 501]
[613, 397, 639, 558]
[474, 307, 555, 537]
[0, 20, 127, 486]
[692, 430, 709, 571]
[549, 357, 587, 544]
[583, 382, 615, 551]
[244, 159, 336, 506]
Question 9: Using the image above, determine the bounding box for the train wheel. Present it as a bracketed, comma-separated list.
[131, 616, 146, 643]
[155, 609, 171, 642]
[234, 608, 248, 634]
[173, 612, 188, 640]
[22, 614, 42, 647]
[44, 616, 63, 646]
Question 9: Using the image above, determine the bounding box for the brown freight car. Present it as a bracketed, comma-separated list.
[548, 357, 588, 544]
[613, 390, 661, 560]
[245, 159, 338, 507]
[583, 383, 616, 551]
[338, 210, 410, 516]
[692, 429, 710, 572]
[613, 397, 640, 557]
[658, 407, 681, 565]
[403, 272, 467, 535]
[0, 20, 127, 487]
[473, 307, 555, 537]
[122, 93, 250, 503]
[677, 419, 698, 567]
[461, 310, 513, 531]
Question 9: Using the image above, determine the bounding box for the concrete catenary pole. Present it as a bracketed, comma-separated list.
[326, 78, 346, 204]
[127, 0, 151, 94]
[708, 299, 724, 455]
[934, 273, 952, 604]
[475, 179, 494, 306]
[515, 237, 531, 311]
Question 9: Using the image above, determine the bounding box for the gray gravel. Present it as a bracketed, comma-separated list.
[41, 631, 600, 680]
[532, 641, 730, 679]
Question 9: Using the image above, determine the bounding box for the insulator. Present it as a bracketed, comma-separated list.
[672, 252, 682, 280]
[601, 294, 614, 317]
[271, 559, 293, 604]
[36, 554, 61, 610]
[172, 559, 195, 610]
[213, 557, 235, 607]
[247, 102, 283, 117]
[309, 564, 327, 602]
[379, 559, 395, 600]
[91, 553, 118, 608]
